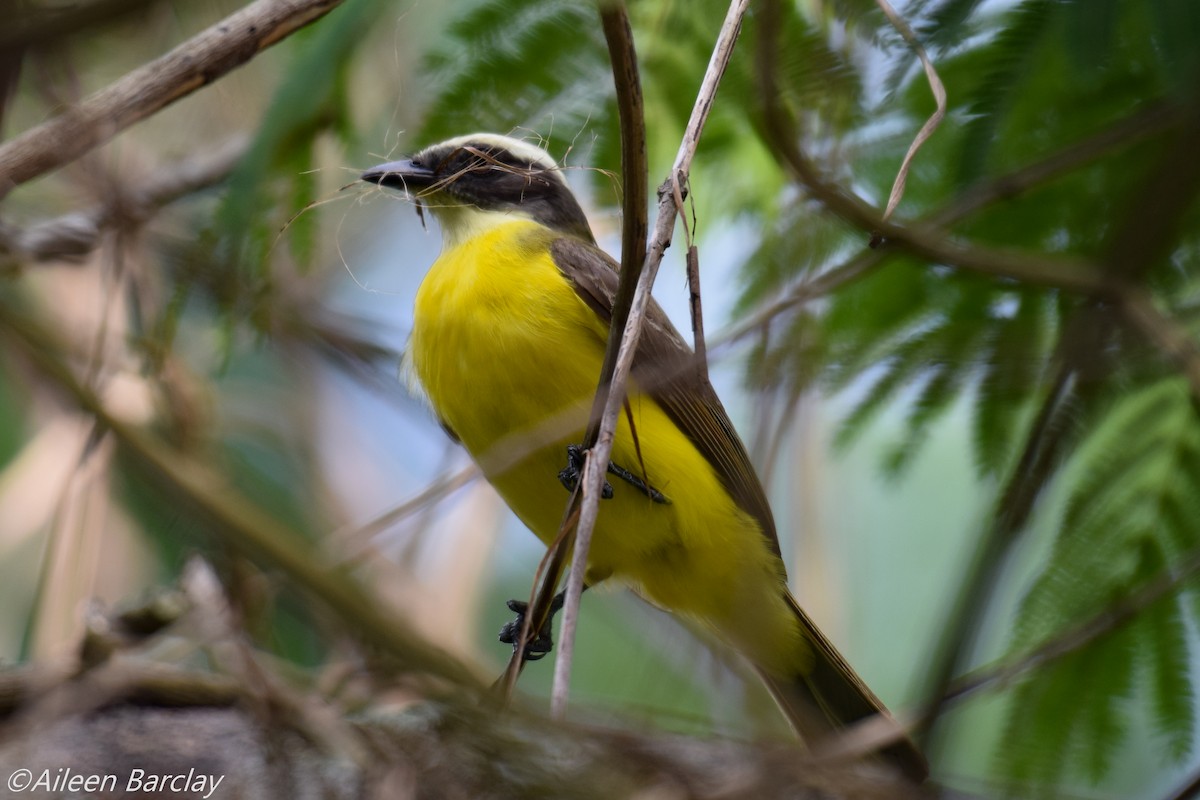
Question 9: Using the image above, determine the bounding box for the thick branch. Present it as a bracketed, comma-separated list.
[0, 0, 344, 199]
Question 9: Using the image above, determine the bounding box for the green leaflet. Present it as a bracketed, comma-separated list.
[999, 380, 1200, 785]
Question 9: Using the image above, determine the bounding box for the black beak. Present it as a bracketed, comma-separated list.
[361, 158, 437, 191]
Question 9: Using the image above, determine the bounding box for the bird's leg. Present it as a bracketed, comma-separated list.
[557, 444, 670, 504]
[604, 460, 671, 505]
[498, 590, 569, 661]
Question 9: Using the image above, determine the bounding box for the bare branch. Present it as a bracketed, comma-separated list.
[549, 0, 750, 718]
[947, 537, 1200, 710]
[0, 0, 344, 199]
[719, 100, 1179, 349]
[0, 136, 247, 262]
[548, 0, 651, 719]
[754, 0, 1110, 296]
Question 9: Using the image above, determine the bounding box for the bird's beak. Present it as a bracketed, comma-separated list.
[361, 159, 437, 192]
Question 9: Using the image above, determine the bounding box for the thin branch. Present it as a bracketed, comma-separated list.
[946, 536, 1200, 709]
[504, 0, 652, 713]
[547, 0, 649, 719]
[335, 464, 480, 568]
[873, 0, 946, 222]
[754, 0, 1110, 297]
[0, 136, 247, 262]
[1164, 765, 1200, 800]
[599, 2, 649, 291]
[547, 0, 750, 719]
[0, 0, 344, 199]
[671, 180, 708, 378]
[686, 245, 707, 377]
[502, 1, 652, 700]
[717, 99, 1178, 350]
[1120, 289, 1200, 399]
[915, 334, 1083, 744]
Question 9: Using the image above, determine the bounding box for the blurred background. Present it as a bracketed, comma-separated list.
[2, 0, 1200, 796]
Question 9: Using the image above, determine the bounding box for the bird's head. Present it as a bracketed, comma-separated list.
[361, 133, 595, 247]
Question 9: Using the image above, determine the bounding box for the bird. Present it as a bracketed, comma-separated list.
[361, 133, 927, 781]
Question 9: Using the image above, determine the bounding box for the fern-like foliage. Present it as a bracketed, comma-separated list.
[999, 379, 1200, 785]
[418, 0, 615, 182]
[727, 0, 1200, 789]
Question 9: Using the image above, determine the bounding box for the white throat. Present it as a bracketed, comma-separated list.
[429, 203, 533, 249]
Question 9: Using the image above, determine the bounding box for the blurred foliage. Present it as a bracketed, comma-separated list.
[3, 0, 1200, 795]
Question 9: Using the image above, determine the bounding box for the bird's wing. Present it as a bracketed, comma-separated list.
[549, 236, 780, 556]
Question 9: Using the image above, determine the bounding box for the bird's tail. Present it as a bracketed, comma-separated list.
[757, 592, 929, 782]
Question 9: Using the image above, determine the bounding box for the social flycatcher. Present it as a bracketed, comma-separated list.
[362, 133, 926, 780]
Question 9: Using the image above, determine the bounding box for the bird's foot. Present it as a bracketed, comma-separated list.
[498, 594, 565, 661]
[557, 444, 670, 504]
[558, 444, 614, 499]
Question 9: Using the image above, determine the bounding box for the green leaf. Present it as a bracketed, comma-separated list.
[971, 292, 1049, 477]
[956, 0, 1059, 186]
[999, 379, 1200, 785]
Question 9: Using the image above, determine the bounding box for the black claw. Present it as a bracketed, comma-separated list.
[558, 444, 614, 498]
[498, 595, 566, 662]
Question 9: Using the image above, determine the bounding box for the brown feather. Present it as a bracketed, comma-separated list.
[544, 231, 927, 782]
[548, 236, 781, 558]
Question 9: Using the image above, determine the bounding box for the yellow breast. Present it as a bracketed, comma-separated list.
[407, 219, 800, 671]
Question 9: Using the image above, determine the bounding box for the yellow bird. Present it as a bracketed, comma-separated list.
[362, 133, 926, 780]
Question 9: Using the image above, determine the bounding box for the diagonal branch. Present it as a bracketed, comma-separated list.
[0, 0, 344, 199]
[0, 136, 247, 263]
[719, 101, 1179, 347]
[545, 0, 649, 717]
[754, 0, 1110, 297]
[544, 0, 751, 718]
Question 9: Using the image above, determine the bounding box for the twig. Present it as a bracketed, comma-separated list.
[0, 0, 344, 199]
[546, 0, 650, 718]
[686, 245, 707, 377]
[946, 535, 1200, 710]
[548, 0, 750, 719]
[717, 96, 1178, 351]
[335, 464, 479, 567]
[501, 2, 651, 699]
[873, 0, 946, 222]
[670, 179, 707, 378]
[914, 337, 1082, 745]
[1120, 290, 1200, 400]
[0, 136, 247, 262]
[754, 0, 1110, 297]
[1164, 765, 1200, 800]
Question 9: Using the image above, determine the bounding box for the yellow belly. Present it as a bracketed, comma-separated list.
[408, 220, 801, 671]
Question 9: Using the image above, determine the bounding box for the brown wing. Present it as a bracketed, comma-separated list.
[549, 236, 780, 557]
